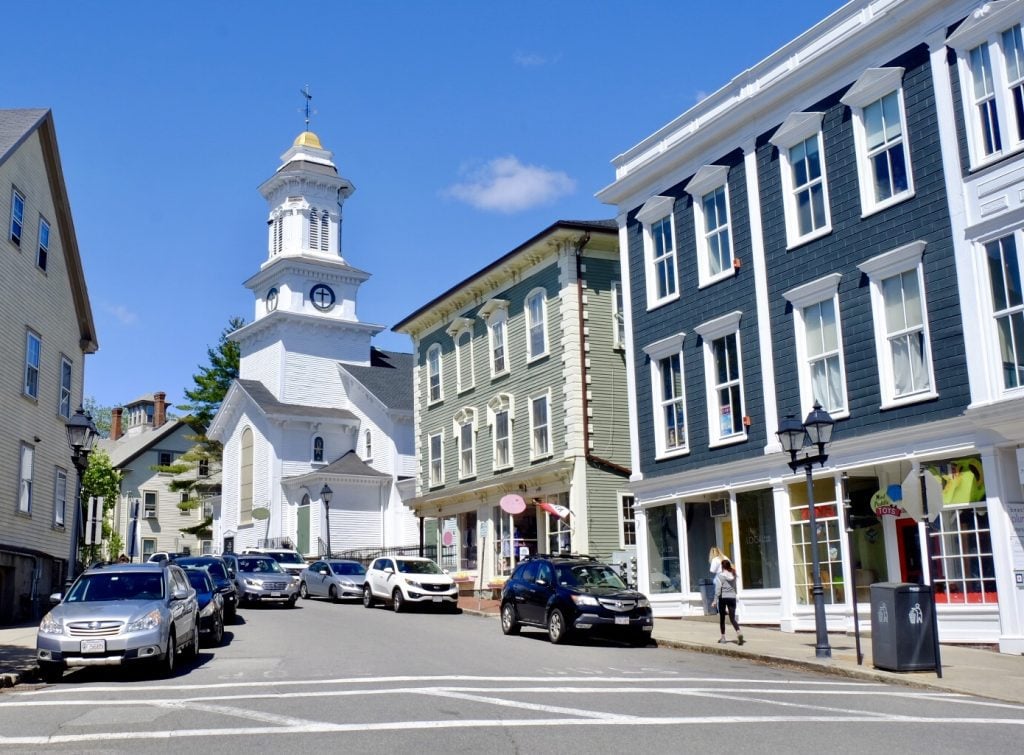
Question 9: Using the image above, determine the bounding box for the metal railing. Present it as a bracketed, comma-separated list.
[333, 544, 436, 565]
[257, 537, 295, 550]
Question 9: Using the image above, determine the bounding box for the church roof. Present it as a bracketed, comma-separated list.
[315, 450, 390, 478]
[340, 348, 413, 412]
[293, 130, 322, 149]
[237, 379, 358, 422]
[276, 159, 339, 178]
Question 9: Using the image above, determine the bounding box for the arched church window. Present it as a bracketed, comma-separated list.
[240, 427, 254, 523]
[313, 436, 324, 463]
[309, 207, 319, 250]
[320, 211, 330, 251]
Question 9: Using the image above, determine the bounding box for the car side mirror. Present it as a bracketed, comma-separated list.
[319, 568, 328, 575]
[228, 569, 235, 578]
[172, 588, 189, 600]
[535, 578, 547, 586]
[384, 566, 394, 574]
[49, 592, 62, 605]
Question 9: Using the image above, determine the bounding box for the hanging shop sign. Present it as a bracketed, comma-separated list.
[923, 456, 986, 505]
[870, 484, 905, 517]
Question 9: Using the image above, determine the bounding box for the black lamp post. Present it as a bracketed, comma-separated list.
[320, 484, 333, 558]
[777, 401, 835, 659]
[65, 406, 99, 590]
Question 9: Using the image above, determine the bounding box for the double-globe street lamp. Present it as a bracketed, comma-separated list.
[777, 401, 835, 659]
[321, 484, 333, 558]
[65, 406, 99, 590]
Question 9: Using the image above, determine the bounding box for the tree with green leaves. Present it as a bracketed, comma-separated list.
[80, 448, 123, 564]
[82, 396, 113, 438]
[179, 316, 244, 427]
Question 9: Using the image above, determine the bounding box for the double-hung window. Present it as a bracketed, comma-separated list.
[685, 165, 734, 287]
[59, 356, 73, 419]
[10, 188, 24, 246]
[54, 467, 67, 526]
[858, 240, 936, 408]
[530, 392, 551, 459]
[480, 298, 510, 378]
[454, 409, 476, 479]
[612, 281, 626, 349]
[428, 432, 444, 487]
[694, 311, 746, 446]
[525, 288, 548, 361]
[447, 317, 475, 393]
[949, 7, 1024, 166]
[842, 67, 914, 214]
[620, 494, 637, 548]
[984, 233, 1024, 389]
[144, 492, 157, 519]
[19, 443, 34, 514]
[488, 394, 514, 471]
[427, 344, 443, 403]
[783, 274, 848, 417]
[37, 217, 51, 271]
[636, 195, 678, 308]
[24, 330, 41, 399]
[770, 112, 832, 247]
[643, 333, 687, 457]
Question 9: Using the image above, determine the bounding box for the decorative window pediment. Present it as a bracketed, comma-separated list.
[694, 310, 742, 341]
[947, 0, 1022, 50]
[446, 316, 474, 337]
[769, 112, 825, 149]
[684, 165, 729, 198]
[783, 273, 843, 309]
[479, 298, 509, 320]
[636, 195, 675, 225]
[857, 240, 926, 279]
[642, 332, 686, 360]
[487, 393, 515, 423]
[841, 67, 905, 108]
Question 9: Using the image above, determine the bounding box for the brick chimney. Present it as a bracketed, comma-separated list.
[154, 392, 167, 428]
[111, 407, 123, 441]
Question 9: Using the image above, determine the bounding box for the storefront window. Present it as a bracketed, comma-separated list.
[789, 478, 844, 605]
[646, 504, 681, 593]
[497, 507, 538, 575]
[737, 489, 780, 589]
[684, 502, 716, 592]
[459, 511, 477, 570]
[546, 493, 571, 554]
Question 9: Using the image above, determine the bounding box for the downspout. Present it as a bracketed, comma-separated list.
[574, 234, 631, 479]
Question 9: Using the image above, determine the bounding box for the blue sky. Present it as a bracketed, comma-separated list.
[6, 1, 843, 412]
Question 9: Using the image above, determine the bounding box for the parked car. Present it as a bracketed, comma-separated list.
[299, 560, 366, 602]
[241, 548, 307, 578]
[147, 551, 191, 564]
[362, 556, 458, 612]
[173, 555, 238, 623]
[499, 554, 654, 645]
[235, 555, 299, 607]
[36, 562, 199, 682]
[181, 567, 225, 646]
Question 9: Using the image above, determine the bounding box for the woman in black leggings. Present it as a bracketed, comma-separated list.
[712, 559, 744, 645]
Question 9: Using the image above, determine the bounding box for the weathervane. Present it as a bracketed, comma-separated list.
[299, 84, 316, 130]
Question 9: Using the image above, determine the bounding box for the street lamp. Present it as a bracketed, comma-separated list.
[320, 484, 333, 558]
[777, 401, 835, 659]
[65, 406, 99, 589]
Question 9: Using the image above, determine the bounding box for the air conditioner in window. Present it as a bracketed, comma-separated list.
[709, 499, 729, 518]
[144, 511, 157, 519]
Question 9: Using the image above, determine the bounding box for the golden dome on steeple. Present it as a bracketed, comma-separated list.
[293, 130, 323, 149]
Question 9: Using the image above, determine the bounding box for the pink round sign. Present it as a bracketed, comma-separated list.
[500, 494, 526, 514]
[442, 530, 454, 546]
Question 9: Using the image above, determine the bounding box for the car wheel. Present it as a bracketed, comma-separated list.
[212, 614, 225, 646]
[628, 630, 648, 647]
[38, 661, 63, 683]
[159, 631, 177, 678]
[185, 620, 200, 661]
[548, 608, 570, 644]
[226, 604, 236, 624]
[500, 602, 520, 635]
[287, 595, 298, 608]
[362, 585, 375, 608]
[329, 585, 339, 603]
[299, 582, 310, 599]
[392, 588, 404, 613]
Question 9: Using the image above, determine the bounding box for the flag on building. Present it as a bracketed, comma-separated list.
[537, 501, 570, 520]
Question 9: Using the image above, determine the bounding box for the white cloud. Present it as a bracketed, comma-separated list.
[514, 50, 558, 67]
[103, 303, 138, 325]
[444, 156, 576, 213]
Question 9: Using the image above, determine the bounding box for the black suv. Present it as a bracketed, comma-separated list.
[172, 556, 238, 623]
[500, 554, 654, 645]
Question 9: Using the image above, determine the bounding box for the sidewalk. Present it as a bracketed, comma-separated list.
[4, 603, 1023, 705]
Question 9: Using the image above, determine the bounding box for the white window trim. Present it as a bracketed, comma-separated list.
[427, 343, 443, 405]
[948, 0, 1024, 168]
[770, 112, 833, 248]
[481, 299, 510, 378]
[312, 435, 325, 464]
[54, 467, 67, 527]
[611, 281, 626, 350]
[428, 432, 445, 488]
[783, 273, 850, 419]
[636, 195, 680, 309]
[529, 391, 553, 461]
[37, 215, 50, 271]
[18, 442, 34, 514]
[644, 333, 689, 458]
[694, 311, 747, 447]
[618, 492, 637, 549]
[857, 240, 938, 409]
[58, 355, 73, 420]
[525, 288, 550, 363]
[24, 330, 40, 400]
[10, 187, 24, 246]
[841, 67, 916, 216]
[979, 230, 1024, 395]
[453, 408, 478, 480]
[487, 393, 515, 471]
[685, 164, 736, 288]
[446, 317, 476, 393]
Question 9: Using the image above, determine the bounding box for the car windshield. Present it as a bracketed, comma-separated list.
[184, 570, 212, 592]
[556, 564, 627, 590]
[329, 562, 366, 576]
[268, 551, 305, 564]
[177, 559, 227, 580]
[238, 558, 285, 574]
[66, 572, 164, 602]
[396, 559, 444, 575]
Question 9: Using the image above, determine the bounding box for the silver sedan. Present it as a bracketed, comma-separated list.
[299, 560, 367, 602]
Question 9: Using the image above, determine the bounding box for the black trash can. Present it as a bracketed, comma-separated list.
[869, 582, 936, 671]
[699, 578, 717, 616]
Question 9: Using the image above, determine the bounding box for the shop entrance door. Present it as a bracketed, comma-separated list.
[896, 518, 924, 584]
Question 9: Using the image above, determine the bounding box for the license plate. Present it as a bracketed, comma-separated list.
[432, 597, 442, 602]
[80, 639, 105, 653]
[614, 616, 630, 625]
[270, 592, 282, 597]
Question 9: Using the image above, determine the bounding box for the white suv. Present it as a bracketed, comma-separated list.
[241, 548, 307, 578]
[362, 556, 458, 613]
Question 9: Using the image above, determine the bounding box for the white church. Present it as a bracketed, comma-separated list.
[208, 128, 418, 558]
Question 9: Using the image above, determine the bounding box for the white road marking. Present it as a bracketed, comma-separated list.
[417, 688, 642, 720]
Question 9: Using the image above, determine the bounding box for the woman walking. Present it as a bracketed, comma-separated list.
[712, 559, 744, 645]
[708, 546, 726, 577]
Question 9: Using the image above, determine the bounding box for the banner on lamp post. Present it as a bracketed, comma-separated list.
[84, 497, 103, 546]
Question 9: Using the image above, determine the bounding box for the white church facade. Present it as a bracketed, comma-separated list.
[208, 129, 418, 558]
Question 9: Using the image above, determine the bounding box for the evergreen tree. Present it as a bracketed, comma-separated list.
[179, 316, 244, 427]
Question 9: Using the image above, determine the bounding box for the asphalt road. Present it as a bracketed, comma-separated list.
[2, 597, 1023, 753]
